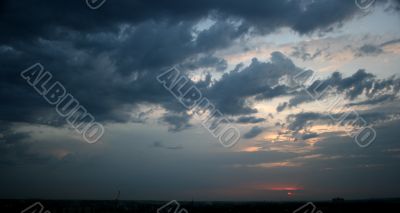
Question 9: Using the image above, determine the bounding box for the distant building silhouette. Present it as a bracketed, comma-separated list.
[332, 197, 345, 203]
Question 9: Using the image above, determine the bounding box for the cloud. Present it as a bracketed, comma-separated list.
[0, 123, 32, 165]
[276, 102, 288, 112]
[284, 69, 400, 109]
[0, 0, 400, 201]
[301, 132, 319, 140]
[161, 112, 192, 132]
[285, 110, 400, 133]
[347, 94, 397, 106]
[355, 38, 400, 57]
[291, 45, 323, 61]
[0, 0, 370, 44]
[152, 141, 183, 150]
[243, 126, 264, 139]
[206, 52, 309, 115]
[380, 38, 400, 46]
[0, 122, 61, 165]
[182, 55, 228, 72]
[236, 116, 266, 124]
[0, 0, 398, 133]
[356, 44, 384, 57]
[287, 112, 325, 131]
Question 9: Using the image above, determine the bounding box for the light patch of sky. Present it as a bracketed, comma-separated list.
[259, 6, 400, 45]
[193, 17, 216, 32]
[216, 6, 399, 79]
[340, 7, 400, 36]
[192, 17, 216, 41]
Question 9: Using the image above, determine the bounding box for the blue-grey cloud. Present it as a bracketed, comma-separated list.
[284, 70, 400, 109]
[356, 38, 400, 57]
[161, 112, 192, 132]
[243, 126, 264, 139]
[152, 141, 183, 150]
[291, 45, 323, 61]
[236, 116, 266, 124]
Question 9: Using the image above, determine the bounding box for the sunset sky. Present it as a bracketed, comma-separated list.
[1, 0, 400, 201]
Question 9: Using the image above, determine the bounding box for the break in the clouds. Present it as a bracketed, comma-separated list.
[0, 0, 400, 201]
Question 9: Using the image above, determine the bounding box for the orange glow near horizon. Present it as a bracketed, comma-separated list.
[255, 161, 302, 168]
[242, 146, 262, 152]
[268, 187, 303, 191]
[255, 183, 304, 192]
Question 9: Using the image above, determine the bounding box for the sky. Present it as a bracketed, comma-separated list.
[1, 0, 400, 201]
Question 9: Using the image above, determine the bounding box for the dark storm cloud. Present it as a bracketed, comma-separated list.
[312, 70, 374, 100]
[0, 0, 365, 43]
[0, 20, 224, 125]
[0, 16, 252, 131]
[0, 0, 398, 143]
[211, 53, 398, 116]
[206, 52, 309, 115]
[0, 0, 400, 201]
[284, 69, 400, 109]
[0, 0, 389, 130]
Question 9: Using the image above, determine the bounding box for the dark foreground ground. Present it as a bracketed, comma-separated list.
[1, 198, 400, 213]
